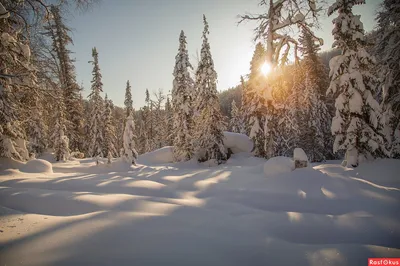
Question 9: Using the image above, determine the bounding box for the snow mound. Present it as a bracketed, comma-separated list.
[138, 146, 174, 164]
[223, 131, 253, 153]
[264, 156, 294, 177]
[293, 148, 308, 161]
[0, 158, 52, 174]
[21, 159, 53, 173]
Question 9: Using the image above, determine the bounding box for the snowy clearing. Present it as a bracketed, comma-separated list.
[0, 155, 399, 266]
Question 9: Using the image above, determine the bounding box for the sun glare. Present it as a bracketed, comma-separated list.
[260, 62, 272, 76]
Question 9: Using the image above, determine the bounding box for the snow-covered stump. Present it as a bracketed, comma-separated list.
[293, 148, 308, 169]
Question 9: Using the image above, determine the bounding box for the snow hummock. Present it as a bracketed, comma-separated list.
[138, 146, 174, 165]
[293, 148, 308, 162]
[264, 156, 295, 176]
[0, 158, 53, 174]
[223, 131, 253, 153]
[21, 159, 53, 173]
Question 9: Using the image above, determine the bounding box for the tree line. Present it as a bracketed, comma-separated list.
[1, 0, 399, 167]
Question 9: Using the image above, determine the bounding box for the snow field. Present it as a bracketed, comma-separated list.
[0, 155, 399, 266]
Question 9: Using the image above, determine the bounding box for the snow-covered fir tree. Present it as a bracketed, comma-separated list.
[164, 97, 174, 146]
[171, 30, 195, 161]
[144, 89, 156, 151]
[246, 43, 268, 157]
[52, 92, 70, 162]
[102, 94, 117, 164]
[137, 106, 150, 154]
[0, 3, 33, 161]
[123, 114, 138, 165]
[229, 99, 244, 133]
[301, 72, 329, 162]
[298, 28, 332, 162]
[276, 65, 302, 157]
[88, 47, 104, 163]
[124, 80, 133, 117]
[327, 0, 386, 167]
[25, 95, 48, 157]
[48, 6, 84, 152]
[194, 16, 226, 164]
[113, 104, 125, 156]
[239, 76, 250, 135]
[375, 0, 400, 158]
[152, 89, 166, 149]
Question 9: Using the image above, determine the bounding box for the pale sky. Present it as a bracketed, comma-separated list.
[66, 0, 382, 109]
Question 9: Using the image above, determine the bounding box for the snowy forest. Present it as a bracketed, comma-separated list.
[1, 0, 400, 264]
[1, 0, 399, 168]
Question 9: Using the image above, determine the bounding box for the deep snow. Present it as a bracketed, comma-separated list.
[0, 155, 399, 266]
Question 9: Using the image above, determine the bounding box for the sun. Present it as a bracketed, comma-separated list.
[260, 62, 272, 76]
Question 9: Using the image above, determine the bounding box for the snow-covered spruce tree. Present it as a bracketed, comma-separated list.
[82, 95, 92, 155]
[164, 96, 174, 146]
[144, 89, 156, 151]
[277, 64, 302, 157]
[327, 0, 386, 167]
[229, 100, 244, 133]
[153, 89, 167, 149]
[375, 0, 400, 158]
[194, 16, 226, 164]
[47, 6, 84, 153]
[124, 80, 133, 117]
[51, 91, 70, 162]
[113, 105, 125, 156]
[239, 76, 250, 135]
[0, 3, 34, 161]
[246, 43, 268, 157]
[137, 107, 150, 154]
[25, 94, 48, 157]
[102, 95, 117, 164]
[88, 47, 104, 163]
[301, 72, 329, 162]
[171, 30, 195, 161]
[123, 114, 138, 165]
[298, 28, 332, 162]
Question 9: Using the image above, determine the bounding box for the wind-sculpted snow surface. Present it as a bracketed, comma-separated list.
[0, 155, 399, 266]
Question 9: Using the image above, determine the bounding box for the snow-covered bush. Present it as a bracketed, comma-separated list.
[223, 132, 253, 154]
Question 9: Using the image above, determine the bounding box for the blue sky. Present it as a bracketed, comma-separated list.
[67, 0, 382, 109]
